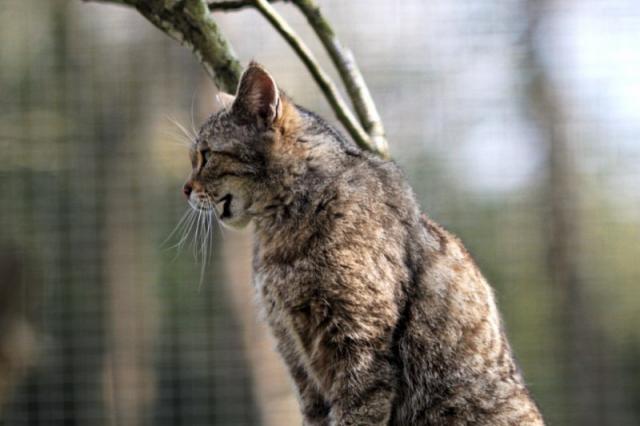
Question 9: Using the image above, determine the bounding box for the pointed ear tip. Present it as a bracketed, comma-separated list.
[248, 60, 266, 70]
[240, 63, 277, 90]
[245, 61, 273, 78]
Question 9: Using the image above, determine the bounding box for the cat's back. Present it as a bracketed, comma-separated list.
[256, 150, 544, 424]
[342, 156, 544, 424]
[387, 213, 544, 425]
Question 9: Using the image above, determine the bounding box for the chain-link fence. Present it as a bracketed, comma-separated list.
[1, 0, 639, 424]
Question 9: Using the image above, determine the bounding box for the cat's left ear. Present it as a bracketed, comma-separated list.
[232, 62, 281, 128]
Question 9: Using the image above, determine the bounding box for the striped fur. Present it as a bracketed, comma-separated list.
[186, 63, 544, 425]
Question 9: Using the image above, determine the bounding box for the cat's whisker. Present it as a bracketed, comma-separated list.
[160, 130, 193, 148]
[205, 209, 212, 256]
[193, 203, 209, 261]
[204, 203, 215, 255]
[209, 201, 226, 239]
[162, 207, 194, 249]
[192, 204, 203, 260]
[176, 211, 198, 252]
[163, 208, 198, 265]
[198, 207, 211, 291]
[166, 115, 197, 146]
[168, 209, 197, 253]
[209, 204, 219, 254]
[167, 212, 197, 263]
[196, 200, 218, 291]
[175, 208, 199, 258]
[199, 214, 208, 259]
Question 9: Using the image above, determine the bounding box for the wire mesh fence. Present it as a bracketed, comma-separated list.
[1, 0, 639, 425]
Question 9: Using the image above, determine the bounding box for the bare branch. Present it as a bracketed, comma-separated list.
[207, 1, 252, 11]
[207, 0, 279, 12]
[289, 0, 388, 156]
[251, 0, 386, 157]
[84, 0, 242, 92]
[84, 0, 389, 157]
[82, 0, 127, 4]
[206, 0, 388, 156]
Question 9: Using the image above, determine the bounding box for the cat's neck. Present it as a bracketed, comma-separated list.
[251, 156, 358, 256]
[251, 109, 368, 249]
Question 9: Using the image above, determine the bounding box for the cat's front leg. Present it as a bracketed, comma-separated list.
[300, 320, 397, 426]
[325, 353, 395, 426]
[272, 326, 331, 426]
[291, 363, 331, 426]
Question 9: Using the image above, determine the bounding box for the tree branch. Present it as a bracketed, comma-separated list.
[84, 0, 388, 157]
[251, 0, 386, 157]
[207, 0, 389, 157]
[289, 0, 388, 156]
[207, 0, 280, 12]
[84, 0, 242, 92]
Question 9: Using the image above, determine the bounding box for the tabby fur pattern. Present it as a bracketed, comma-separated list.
[184, 63, 544, 425]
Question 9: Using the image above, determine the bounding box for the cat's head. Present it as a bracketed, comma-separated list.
[183, 62, 307, 229]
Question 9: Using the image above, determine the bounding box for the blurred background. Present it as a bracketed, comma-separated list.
[1, 0, 639, 424]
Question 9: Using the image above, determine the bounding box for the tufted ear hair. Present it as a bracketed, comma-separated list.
[231, 62, 281, 127]
[213, 92, 236, 113]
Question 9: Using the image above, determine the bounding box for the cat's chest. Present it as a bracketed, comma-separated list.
[253, 261, 318, 324]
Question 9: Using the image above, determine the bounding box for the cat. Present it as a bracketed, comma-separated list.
[183, 62, 545, 425]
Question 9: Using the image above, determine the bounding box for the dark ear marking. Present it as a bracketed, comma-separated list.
[232, 61, 281, 127]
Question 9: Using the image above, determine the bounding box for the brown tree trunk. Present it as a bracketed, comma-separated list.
[523, 1, 607, 423]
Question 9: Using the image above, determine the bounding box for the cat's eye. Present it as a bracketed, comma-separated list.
[199, 148, 212, 167]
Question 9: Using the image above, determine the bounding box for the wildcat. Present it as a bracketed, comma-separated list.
[183, 62, 544, 425]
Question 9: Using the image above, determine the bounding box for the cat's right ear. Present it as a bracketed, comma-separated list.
[231, 62, 281, 128]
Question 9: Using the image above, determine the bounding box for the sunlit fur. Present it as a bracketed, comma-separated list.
[183, 63, 544, 425]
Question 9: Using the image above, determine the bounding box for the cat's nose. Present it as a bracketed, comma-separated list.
[183, 182, 193, 198]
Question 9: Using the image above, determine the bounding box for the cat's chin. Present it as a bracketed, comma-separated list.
[219, 215, 251, 230]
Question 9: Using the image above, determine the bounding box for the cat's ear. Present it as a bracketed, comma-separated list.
[213, 92, 236, 113]
[232, 62, 281, 127]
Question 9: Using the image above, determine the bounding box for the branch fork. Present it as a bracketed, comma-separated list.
[84, 0, 388, 156]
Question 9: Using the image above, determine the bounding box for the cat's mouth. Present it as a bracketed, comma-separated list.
[215, 194, 233, 219]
